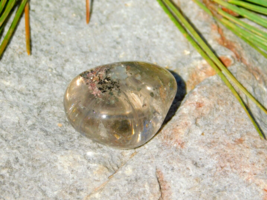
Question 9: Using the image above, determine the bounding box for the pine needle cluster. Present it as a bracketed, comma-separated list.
[194, 0, 267, 58]
[0, 0, 30, 57]
[158, 0, 267, 139]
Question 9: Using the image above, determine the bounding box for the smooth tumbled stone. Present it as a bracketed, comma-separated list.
[64, 62, 177, 149]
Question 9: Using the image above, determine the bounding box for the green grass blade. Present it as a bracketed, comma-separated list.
[214, 0, 267, 29]
[157, 0, 265, 138]
[0, 0, 28, 57]
[229, 0, 267, 15]
[0, 0, 16, 27]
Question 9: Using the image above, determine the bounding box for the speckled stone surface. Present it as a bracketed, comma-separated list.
[0, 0, 267, 199]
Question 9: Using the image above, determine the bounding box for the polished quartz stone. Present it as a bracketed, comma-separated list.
[64, 62, 177, 149]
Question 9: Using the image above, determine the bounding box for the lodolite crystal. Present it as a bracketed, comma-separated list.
[64, 62, 177, 149]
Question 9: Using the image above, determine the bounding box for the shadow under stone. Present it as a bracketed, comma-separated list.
[163, 70, 186, 124]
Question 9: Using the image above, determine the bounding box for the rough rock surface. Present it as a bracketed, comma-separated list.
[0, 0, 267, 199]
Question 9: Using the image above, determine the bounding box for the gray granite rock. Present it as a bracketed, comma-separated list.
[0, 0, 267, 199]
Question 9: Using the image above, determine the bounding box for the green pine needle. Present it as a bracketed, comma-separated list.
[157, 0, 266, 139]
[229, 0, 267, 15]
[0, 0, 8, 15]
[0, 0, 16, 27]
[240, 0, 267, 8]
[214, 0, 267, 29]
[217, 8, 267, 40]
[0, 0, 29, 57]
[193, 0, 267, 58]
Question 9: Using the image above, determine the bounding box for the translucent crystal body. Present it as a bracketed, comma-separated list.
[64, 62, 177, 149]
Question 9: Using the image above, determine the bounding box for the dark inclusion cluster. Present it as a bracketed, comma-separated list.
[97, 76, 120, 93]
[80, 71, 90, 79]
[80, 68, 120, 96]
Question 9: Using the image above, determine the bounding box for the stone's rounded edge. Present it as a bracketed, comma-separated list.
[63, 76, 84, 136]
[63, 61, 178, 149]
